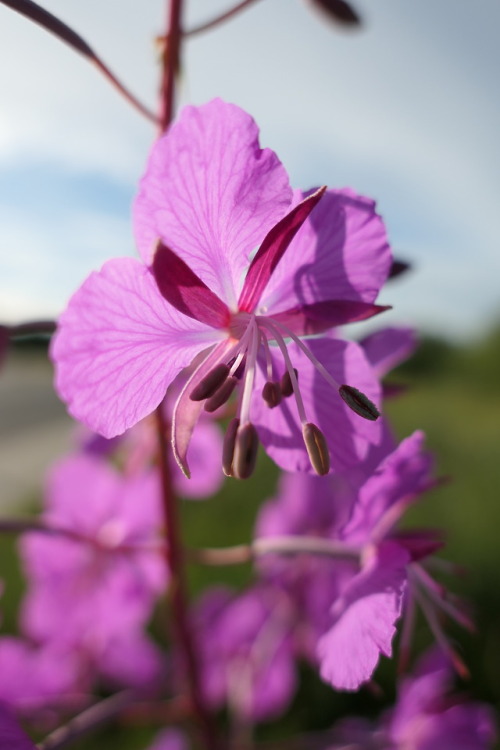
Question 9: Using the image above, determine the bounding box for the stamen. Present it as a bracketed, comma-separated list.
[302, 422, 330, 475]
[271, 318, 380, 422]
[410, 571, 470, 679]
[233, 422, 259, 480]
[237, 319, 260, 426]
[204, 376, 238, 413]
[339, 384, 380, 421]
[222, 417, 240, 477]
[280, 368, 298, 398]
[262, 381, 281, 408]
[258, 318, 307, 424]
[259, 330, 274, 382]
[189, 362, 230, 401]
[398, 589, 417, 674]
[412, 564, 475, 632]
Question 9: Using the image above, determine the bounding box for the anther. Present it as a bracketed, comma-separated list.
[302, 422, 330, 476]
[339, 385, 380, 421]
[204, 376, 238, 413]
[189, 363, 230, 401]
[280, 368, 298, 398]
[222, 417, 240, 477]
[262, 381, 282, 408]
[233, 422, 259, 480]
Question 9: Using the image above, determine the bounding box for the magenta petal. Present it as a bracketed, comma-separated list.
[360, 327, 418, 378]
[172, 417, 224, 499]
[341, 431, 433, 544]
[238, 187, 326, 313]
[133, 99, 292, 306]
[51, 257, 222, 438]
[172, 340, 234, 477]
[262, 187, 392, 314]
[252, 337, 381, 474]
[317, 542, 408, 691]
[272, 300, 391, 336]
[152, 241, 230, 328]
[0, 705, 36, 749]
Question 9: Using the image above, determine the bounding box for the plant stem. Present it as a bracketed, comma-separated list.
[38, 691, 134, 750]
[155, 406, 218, 749]
[0, 0, 157, 124]
[190, 536, 361, 565]
[158, 0, 183, 132]
[184, 0, 262, 38]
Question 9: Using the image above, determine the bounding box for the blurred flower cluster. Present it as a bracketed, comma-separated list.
[0, 2, 496, 744]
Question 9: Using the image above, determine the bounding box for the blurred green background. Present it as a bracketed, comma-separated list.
[1, 327, 499, 747]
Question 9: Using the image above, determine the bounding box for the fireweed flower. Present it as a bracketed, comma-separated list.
[193, 585, 296, 722]
[256, 432, 470, 691]
[330, 649, 497, 749]
[52, 99, 392, 478]
[19, 454, 166, 689]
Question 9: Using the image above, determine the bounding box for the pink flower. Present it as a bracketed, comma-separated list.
[52, 99, 391, 478]
[19, 454, 166, 690]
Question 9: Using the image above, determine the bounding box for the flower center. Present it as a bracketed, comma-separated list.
[188, 313, 379, 480]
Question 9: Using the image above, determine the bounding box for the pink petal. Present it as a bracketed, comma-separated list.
[261, 188, 392, 314]
[133, 99, 292, 307]
[172, 339, 234, 477]
[152, 241, 230, 328]
[172, 417, 224, 499]
[272, 300, 390, 336]
[317, 542, 408, 691]
[252, 337, 381, 474]
[341, 431, 433, 544]
[360, 327, 418, 378]
[51, 257, 222, 438]
[238, 187, 326, 313]
[0, 704, 37, 748]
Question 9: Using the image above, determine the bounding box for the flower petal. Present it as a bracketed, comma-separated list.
[252, 337, 381, 474]
[261, 188, 392, 314]
[272, 300, 391, 336]
[51, 257, 222, 438]
[133, 99, 292, 307]
[317, 542, 408, 691]
[341, 431, 434, 544]
[152, 241, 230, 328]
[172, 339, 234, 478]
[238, 187, 326, 313]
[360, 327, 418, 378]
[0, 705, 36, 748]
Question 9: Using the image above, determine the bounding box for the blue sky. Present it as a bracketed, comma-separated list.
[0, 0, 499, 340]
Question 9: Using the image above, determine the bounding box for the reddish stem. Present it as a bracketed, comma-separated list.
[185, 0, 263, 38]
[155, 406, 218, 749]
[158, 0, 183, 132]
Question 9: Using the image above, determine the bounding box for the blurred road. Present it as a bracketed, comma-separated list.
[0, 350, 73, 510]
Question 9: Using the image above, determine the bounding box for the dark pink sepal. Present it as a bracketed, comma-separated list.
[271, 300, 391, 335]
[152, 240, 231, 329]
[237, 186, 327, 313]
